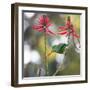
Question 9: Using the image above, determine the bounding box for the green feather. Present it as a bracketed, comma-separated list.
[52, 44, 68, 54]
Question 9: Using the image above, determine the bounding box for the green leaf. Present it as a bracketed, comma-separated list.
[52, 44, 68, 54]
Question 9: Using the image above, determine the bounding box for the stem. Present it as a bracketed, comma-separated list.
[43, 15, 48, 76]
[53, 69, 59, 76]
[77, 38, 80, 48]
[44, 31, 49, 76]
[68, 29, 70, 44]
[72, 33, 76, 48]
[53, 62, 65, 76]
[72, 33, 80, 49]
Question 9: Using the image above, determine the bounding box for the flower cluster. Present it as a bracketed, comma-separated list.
[32, 15, 79, 39]
[58, 16, 79, 39]
[32, 15, 56, 36]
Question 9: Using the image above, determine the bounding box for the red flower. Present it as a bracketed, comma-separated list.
[32, 15, 56, 35]
[58, 16, 80, 38]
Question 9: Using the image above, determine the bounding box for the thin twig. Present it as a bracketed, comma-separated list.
[53, 63, 65, 76]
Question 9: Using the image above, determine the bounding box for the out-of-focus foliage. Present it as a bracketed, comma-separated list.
[23, 12, 80, 77]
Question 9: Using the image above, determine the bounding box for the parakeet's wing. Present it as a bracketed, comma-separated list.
[52, 44, 68, 54]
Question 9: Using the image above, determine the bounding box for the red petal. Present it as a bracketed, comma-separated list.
[45, 16, 50, 24]
[46, 32, 52, 36]
[46, 23, 52, 27]
[70, 27, 80, 38]
[46, 32, 56, 36]
[66, 21, 71, 26]
[58, 31, 68, 35]
[34, 28, 43, 32]
[32, 25, 43, 32]
[59, 26, 67, 31]
[38, 15, 50, 25]
[32, 25, 43, 29]
[46, 28, 56, 35]
[70, 26, 75, 32]
[73, 33, 80, 38]
[66, 17, 71, 27]
[38, 16, 44, 24]
[69, 31, 74, 34]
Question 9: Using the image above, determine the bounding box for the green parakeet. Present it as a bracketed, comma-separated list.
[52, 43, 68, 54]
